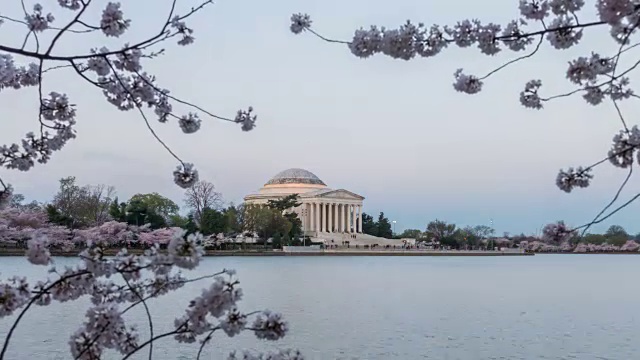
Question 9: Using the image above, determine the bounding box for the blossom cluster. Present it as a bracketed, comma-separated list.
[0, 208, 73, 249]
[290, 0, 640, 194]
[520, 240, 574, 252]
[1, 1, 256, 189]
[0, 212, 301, 358]
[574, 240, 639, 252]
[541, 221, 577, 244]
[228, 348, 304, 360]
[0, 208, 184, 251]
[515, 221, 639, 253]
[520, 239, 640, 252]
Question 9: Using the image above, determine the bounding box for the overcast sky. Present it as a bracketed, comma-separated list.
[2, 0, 639, 235]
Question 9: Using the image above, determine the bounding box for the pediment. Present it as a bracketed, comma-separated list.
[317, 189, 364, 200]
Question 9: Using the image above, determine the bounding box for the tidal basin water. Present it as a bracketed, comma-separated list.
[0, 254, 638, 359]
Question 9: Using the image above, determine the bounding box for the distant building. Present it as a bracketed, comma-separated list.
[244, 168, 365, 237]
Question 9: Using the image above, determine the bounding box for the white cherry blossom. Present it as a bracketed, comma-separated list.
[519, 0, 550, 20]
[452, 69, 483, 94]
[290, 13, 312, 34]
[0, 1, 284, 356]
[556, 167, 593, 192]
[100, 2, 130, 37]
[520, 80, 544, 109]
[25, 4, 55, 32]
[289, 0, 640, 199]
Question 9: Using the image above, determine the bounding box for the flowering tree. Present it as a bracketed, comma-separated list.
[0, 207, 72, 249]
[0, 1, 300, 359]
[289, 0, 640, 233]
[0, 0, 258, 206]
[541, 221, 577, 245]
[0, 213, 303, 358]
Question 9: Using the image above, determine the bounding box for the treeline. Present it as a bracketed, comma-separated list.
[396, 220, 639, 250]
[397, 220, 497, 249]
[12, 176, 244, 236]
[10, 177, 315, 247]
[21, 177, 636, 251]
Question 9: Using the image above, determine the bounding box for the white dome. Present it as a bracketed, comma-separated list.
[265, 168, 326, 186]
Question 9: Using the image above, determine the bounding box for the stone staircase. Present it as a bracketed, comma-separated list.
[310, 232, 402, 246]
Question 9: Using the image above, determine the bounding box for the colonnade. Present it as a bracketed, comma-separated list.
[300, 202, 362, 233]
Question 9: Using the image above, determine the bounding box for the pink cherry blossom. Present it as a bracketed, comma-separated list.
[620, 240, 640, 251]
[0, 207, 300, 357]
[0, 0, 295, 357]
[289, 0, 640, 215]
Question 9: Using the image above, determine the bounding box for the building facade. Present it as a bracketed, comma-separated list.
[244, 168, 364, 236]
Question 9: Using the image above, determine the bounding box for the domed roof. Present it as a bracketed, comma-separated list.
[265, 168, 326, 186]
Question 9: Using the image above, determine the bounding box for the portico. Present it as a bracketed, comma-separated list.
[297, 190, 364, 234]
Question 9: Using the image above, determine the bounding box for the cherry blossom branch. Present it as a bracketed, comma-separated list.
[119, 271, 229, 314]
[104, 58, 185, 166]
[44, 0, 92, 56]
[290, 2, 640, 226]
[196, 328, 220, 360]
[573, 191, 640, 231]
[579, 164, 633, 236]
[0, 213, 299, 357]
[1, 253, 212, 358]
[122, 277, 154, 360]
[479, 34, 544, 80]
[73, 320, 113, 360]
[1, 0, 256, 194]
[130, 68, 247, 124]
[0, 14, 96, 35]
[120, 323, 194, 360]
[0, 270, 91, 359]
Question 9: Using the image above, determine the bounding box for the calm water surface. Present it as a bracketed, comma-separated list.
[0, 254, 638, 359]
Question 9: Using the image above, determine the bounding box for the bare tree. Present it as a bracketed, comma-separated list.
[51, 177, 116, 227]
[8, 193, 40, 211]
[183, 180, 223, 223]
[82, 184, 116, 225]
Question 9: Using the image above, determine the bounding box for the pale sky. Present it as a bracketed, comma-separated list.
[2, 0, 639, 236]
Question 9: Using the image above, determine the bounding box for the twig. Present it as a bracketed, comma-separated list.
[123, 277, 154, 360]
[45, 0, 92, 56]
[574, 191, 640, 231]
[0, 270, 92, 359]
[132, 69, 235, 123]
[0, 15, 96, 34]
[196, 328, 218, 359]
[120, 323, 192, 360]
[480, 34, 544, 80]
[104, 59, 185, 166]
[579, 164, 633, 236]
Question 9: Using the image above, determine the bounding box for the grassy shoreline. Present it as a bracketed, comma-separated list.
[2, 248, 639, 257]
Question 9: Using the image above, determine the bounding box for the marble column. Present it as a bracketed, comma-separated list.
[328, 203, 333, 233]
[346, 205, 351, 233]
[358, 205, 363, 233]
[309, 202, 314, 231]
[351, 205, 357, 234]
[315, 202, 320, 233]
[333, 204, 338, 232]
[326, 203, 330, 232]
[307, 203, 312, 232]
[320, 203, 325, 232]
[342, 204, 347, 232]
